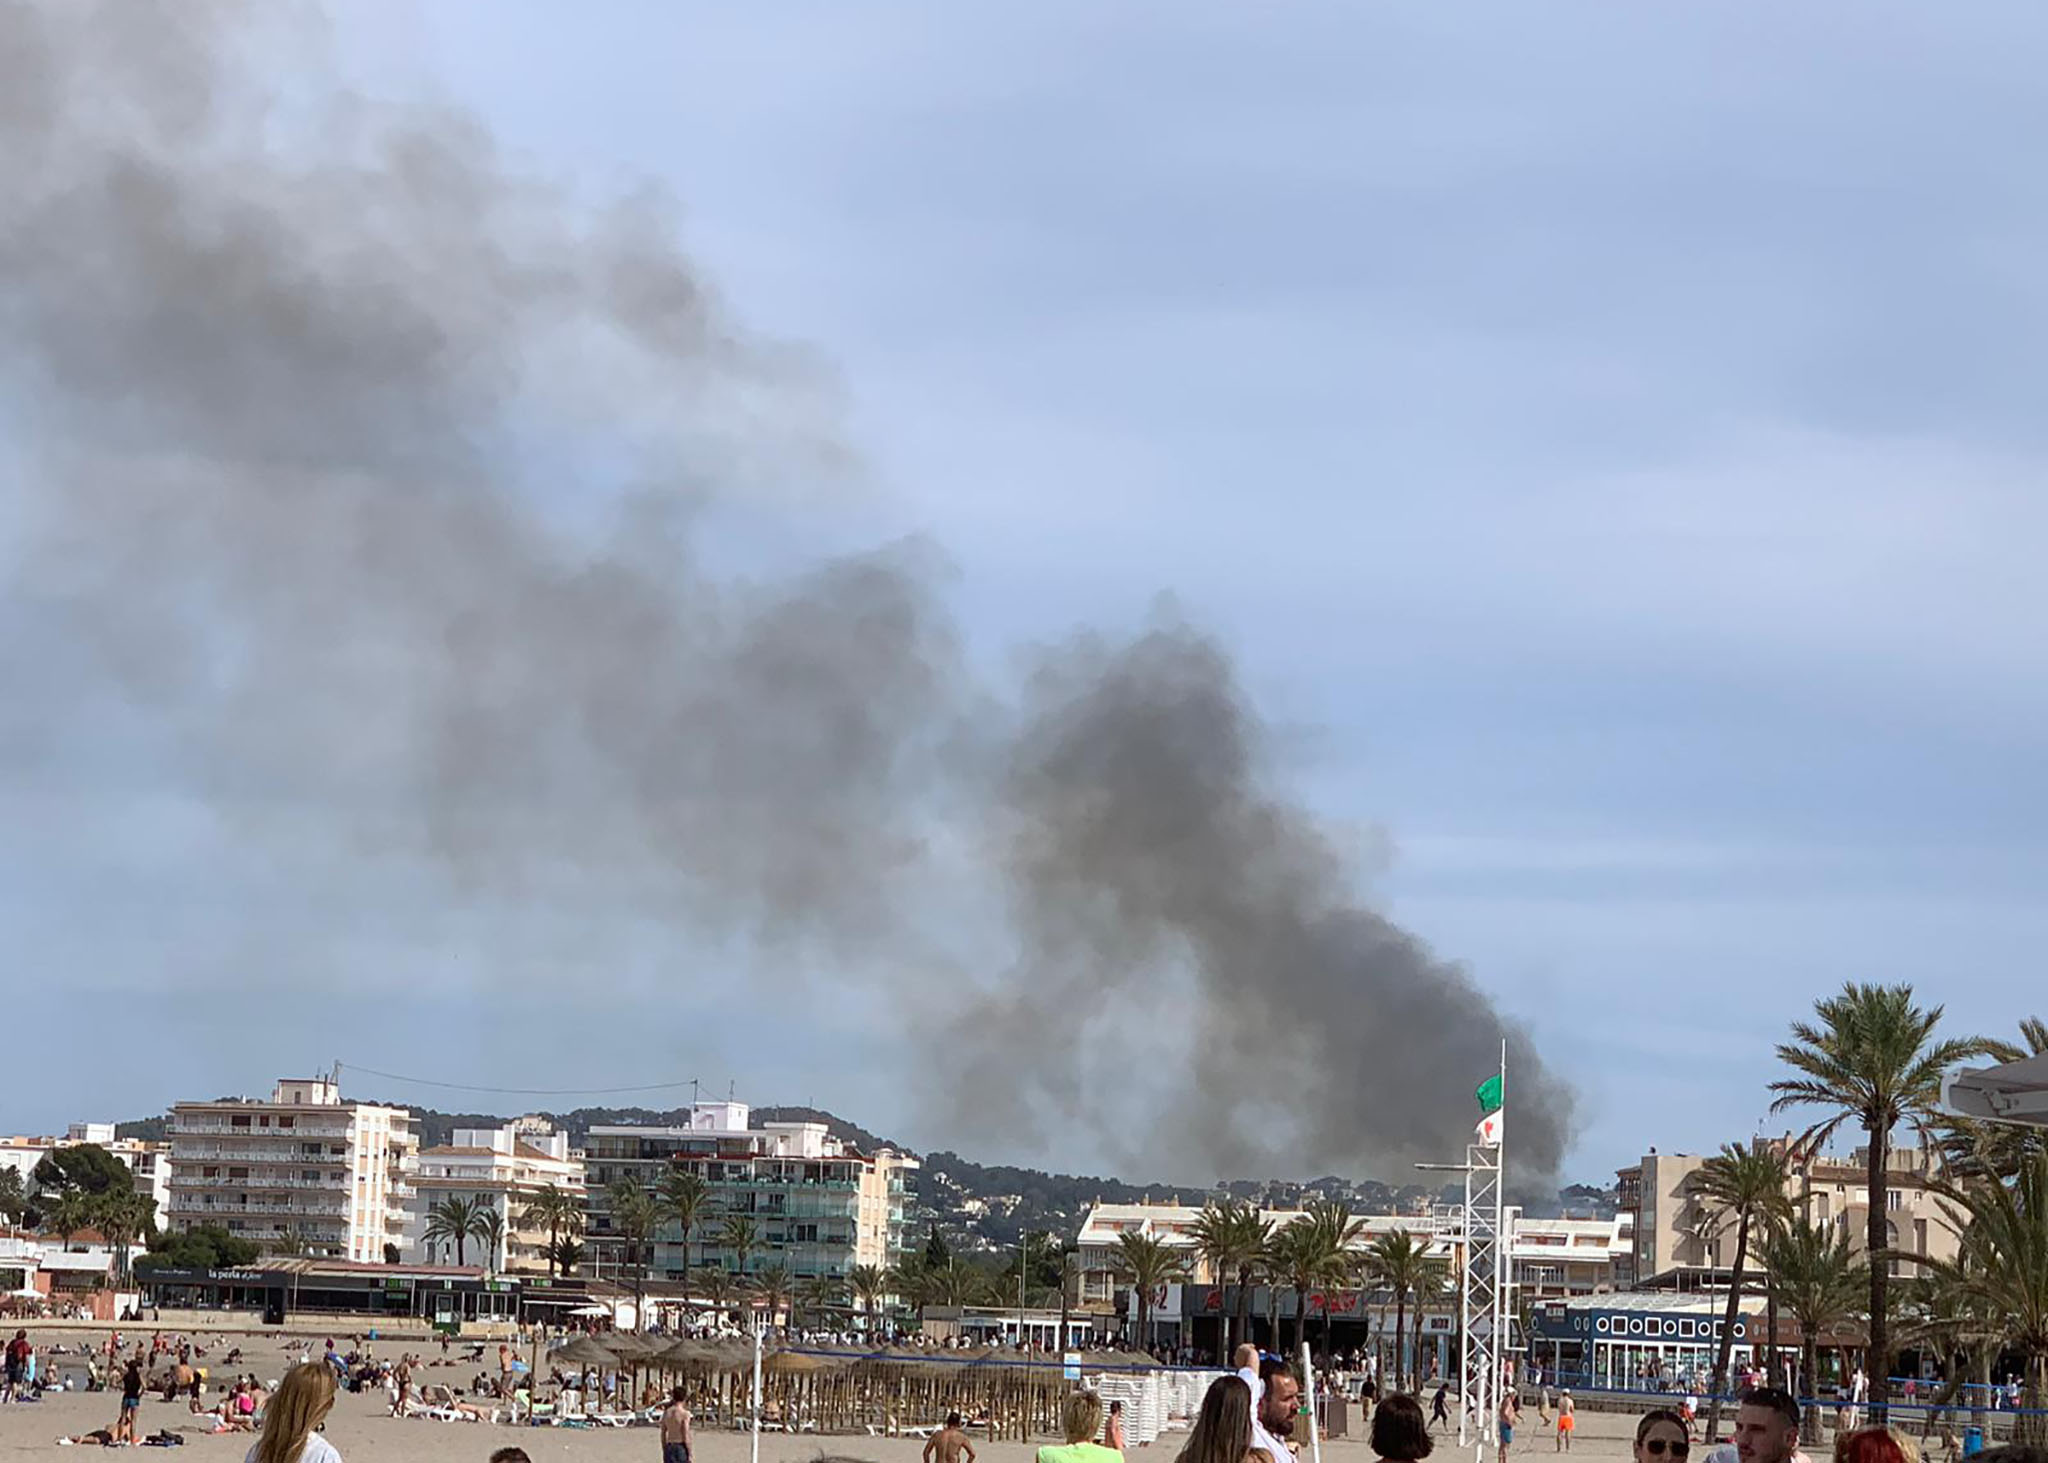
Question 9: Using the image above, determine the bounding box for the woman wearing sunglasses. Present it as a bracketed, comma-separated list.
[1636, 1409, 1693, 1463]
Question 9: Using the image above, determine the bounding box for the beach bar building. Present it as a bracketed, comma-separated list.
[139, 1258, 519, 1329]
[1532, 1295, 1767, 1391]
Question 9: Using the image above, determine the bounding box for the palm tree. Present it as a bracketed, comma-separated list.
[607, 1178, 658, 1331]
[518, 1184, 586, 1278]
[425, 1193, 489, 1266]
[90, 1190, 149, 1287]
[1693, 1141, 1794, 1439]
[657, 1168, 713, 1275]
[1768, 1216, 1868, 1442]
[1365, 1229, 1443, 1392]
[1271, 1206, 1356, 1357]
[849, 1264, 888, 1334]
[1113, 1231, 1189, 1352]
[751, 1262, 792, 1331]
[888, 1255, 933, 1327]
[546, 1237, 584, 1276]
[46, 1190, 92, 1251]
[1929, 1153, 2048, 1442]
[473, 1204, 506, 1275]
[795, 1273, 843, 1330]
[1192, 1198, 1275, 1360]
[691, 1265, 734, 1328]
[1771, 981, 1996, 1410]
[720, 1213, 761, 1281]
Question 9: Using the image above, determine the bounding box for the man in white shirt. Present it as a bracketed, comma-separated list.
[1234, 1345, 1302, 1459]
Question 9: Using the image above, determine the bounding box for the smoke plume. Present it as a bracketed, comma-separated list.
[0, 0, 1574, 1179]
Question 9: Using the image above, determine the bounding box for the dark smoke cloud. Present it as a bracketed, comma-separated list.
[0, 0, 1574, 1179]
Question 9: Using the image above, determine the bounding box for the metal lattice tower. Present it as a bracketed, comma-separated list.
[1457, 1141, 1506, 1458]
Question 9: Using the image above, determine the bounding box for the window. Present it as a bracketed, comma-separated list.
[278, 1118, 294, 1130]
[231, 1116, 251, 1128]
[1887, 1190, 1903, 1212]
[1815, 1192, 1830, 1221]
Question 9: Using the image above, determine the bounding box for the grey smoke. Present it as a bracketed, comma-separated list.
[1, 0, 1574, 1179]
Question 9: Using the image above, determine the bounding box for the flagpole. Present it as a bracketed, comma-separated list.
[1495, 1037, 1508, 1438]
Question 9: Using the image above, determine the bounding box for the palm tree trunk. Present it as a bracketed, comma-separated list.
[1765, 1275, 1781, 1389]
[1296, 1285, 1308, 1358]
[1867, 1124, 1889, 1423]
[1801, 1341, 1821, 1444]
[1705, 1216, 1750, 1441]
[1396, 1294, 1408, 1392]
[1237, 1265, 1254, 1356]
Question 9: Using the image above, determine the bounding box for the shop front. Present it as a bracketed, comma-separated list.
[1533, 1299, 1759, 1393]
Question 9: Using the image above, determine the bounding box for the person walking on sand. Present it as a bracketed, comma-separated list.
[1498, 1389, 1519, 1463]
[111, 1357, 145, 1444]
[1431, 1384, 1451, 1433]
[3, 1329, 30, 1404]
[925, 1411, 978, 1463]
[660, 1384, 694, 1463]
[248, 1362, 341, 1463]
[1555, 1392, 1574, 1452]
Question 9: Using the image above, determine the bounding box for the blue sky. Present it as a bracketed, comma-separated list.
[5, 3, 2045, 1186]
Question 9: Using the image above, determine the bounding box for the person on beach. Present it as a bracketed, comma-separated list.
[1699, 1388, 1809, 1463]
[660, 1384, 694, 1463]
[106, 1356, 142, 1445]
[1430, 1383, 1451, 1432]
[1555, 1392, 1574, 1452]
[1105, 1399, 1128, 1452]
[490, 1451, 534, 1463]
[1498, 1388, 1519, 1463]
[925, 1411, 978, 1463]
[1371, 1394, 1434, 1463]
[1235, 1344, 1302, 1461]
[3, 1329, 30, 1403]
[1037, 1390, 1123, 1463]
[248, 1362, 340, 1463]
[1635, 1409, 1692, 1463]
[1178, 1375, 1272, 1463]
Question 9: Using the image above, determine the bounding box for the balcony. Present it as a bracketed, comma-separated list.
[384, 1209, 416, 1227]
[173, 1120, 353, 1139]
[181, 1201, 350, 1218]
[170, 1175, 346, 1191]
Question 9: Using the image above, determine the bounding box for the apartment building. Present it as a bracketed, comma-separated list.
[0, 1123, 173, 1222]
[1616, 1140, 1963, 1288]
[582, 1101, 916, 1282]
[407, 1118, 583, 1273]
[1073, 1199, 1632, 1310]
[165, 1077, 417, 1262]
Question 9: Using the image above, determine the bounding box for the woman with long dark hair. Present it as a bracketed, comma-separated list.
[1178, 1375, 1271, 1463]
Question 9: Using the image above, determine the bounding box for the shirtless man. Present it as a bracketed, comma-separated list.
[660, 1385, 694, 1463]
[925, 1412, 978, 1463]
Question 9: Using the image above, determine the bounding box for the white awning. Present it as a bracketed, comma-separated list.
[1943, 1053, 2048, 1127]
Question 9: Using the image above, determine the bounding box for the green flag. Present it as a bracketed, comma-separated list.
[1475, 1073, 1503, 1115]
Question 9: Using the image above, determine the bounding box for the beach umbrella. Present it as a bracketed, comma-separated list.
[548, 1336, 620, 1368]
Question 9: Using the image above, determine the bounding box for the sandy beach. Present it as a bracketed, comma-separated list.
[0, 1328, 1656, 1463]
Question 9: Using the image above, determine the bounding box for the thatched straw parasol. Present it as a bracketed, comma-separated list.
[548, 1335, 620, 1368]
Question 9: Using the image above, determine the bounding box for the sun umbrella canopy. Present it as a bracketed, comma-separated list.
[548, 1336, 620, 1368]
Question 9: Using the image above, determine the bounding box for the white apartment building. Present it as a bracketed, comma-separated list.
[1073, 1199, 1633, 1309]
[408, 1118, 583, 1273]
[165, 1077, 417, 1263]
[0, 1123, 174, 1223]
[583, 1102, 917, 1281]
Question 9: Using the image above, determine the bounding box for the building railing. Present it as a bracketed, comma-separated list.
[173, 1121, 354, 1138]
[170, 1176, 348, 1191]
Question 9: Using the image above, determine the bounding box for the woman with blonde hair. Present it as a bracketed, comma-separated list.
[246, 1362, 341, 1463]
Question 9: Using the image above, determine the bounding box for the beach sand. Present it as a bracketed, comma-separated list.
[0, 1330, 1648, 1463]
